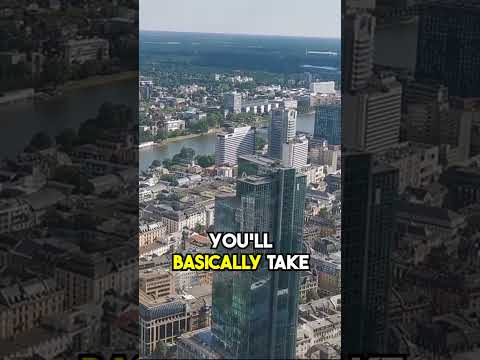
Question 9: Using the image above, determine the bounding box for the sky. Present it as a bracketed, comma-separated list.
[140, 0, 340, 39]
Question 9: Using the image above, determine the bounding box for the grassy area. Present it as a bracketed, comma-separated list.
[61, 71, 138, 92]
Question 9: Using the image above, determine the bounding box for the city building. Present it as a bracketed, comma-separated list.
[139, 268, 175, 299]
[215, 126, 256, 166]
[269, 107, 297, 160]
[140, 292, 211, 356]
[211, 156, 307, 359]
[342, 152, 399, 354]
[281, 135, 309, 168]
[139, 221, 167, 248]
[309, 81, 336, 94]
[223, 92, 242, 114]
[343, 72, 402, 153]
[343, 12, 375, 91]
[64, 38, 109, 64]
[376, 142, 441, 193]
[0, 199, 34, 234]
[161, 207, 206, 233]
[55, 246, 137, 309]
[314, 100, 341, 145]
[309, 140, 340, 172]
[416, 2, 480, 97]
[0, 277, 64, 339]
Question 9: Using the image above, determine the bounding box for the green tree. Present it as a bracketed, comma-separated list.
[139, 130, 153, 143]
[194, 223, 205, 234]
[256, 136, 267, 151]
[190, 119, 208, 133]
[55, 128, 77, 153]
[178, 147, 195, 161]
[150, 160, 162, 168]
[207, 112, 222, 128]
[26, 132, 52, 152]
[152, 341, 168, 358]
[52, 166, 94, 195]
[162, 158, 173, 169]
[42, 57, 66, 86]
[195, 154, 215, 168]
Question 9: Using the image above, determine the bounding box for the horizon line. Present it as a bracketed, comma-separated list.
[139, 29, 341, 40]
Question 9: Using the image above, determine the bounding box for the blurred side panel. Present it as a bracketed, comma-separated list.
[0, 0, 139, 358]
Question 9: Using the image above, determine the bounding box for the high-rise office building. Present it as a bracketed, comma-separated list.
[342, 152, 398, 355]
[224, 92, 242, 114]
[212, 155, 307, 359]
[215, 126, 256, 166]
[416, 2, 480, 98]
[343, 72, 402, 153]
[405, 81, 450, 145]
[269, 108, 297, 160]
[405, 82, 473, 163]
[314, 100, 341, 145]
[281, 135, 309, 169]
[343, 12, 375, 92]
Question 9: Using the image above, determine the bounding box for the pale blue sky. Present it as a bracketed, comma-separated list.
[140, 0, 340, 38]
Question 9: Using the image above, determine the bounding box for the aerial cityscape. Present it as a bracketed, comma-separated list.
[0, 0, 478, 359]
[0, 0, 139, 359]
[138, 1, 341, 358]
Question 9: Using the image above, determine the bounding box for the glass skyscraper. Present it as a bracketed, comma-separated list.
[314, 101, 341, 145]
[211, 155, 307, 359]
[342, 152, 398, 355]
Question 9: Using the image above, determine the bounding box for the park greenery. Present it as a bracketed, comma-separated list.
[150, 147, 215, 171]
[23, 101, 135, 194]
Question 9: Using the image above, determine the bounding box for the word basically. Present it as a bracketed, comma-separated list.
[172, 232, 310, 271]
[173, 253, 262, 270]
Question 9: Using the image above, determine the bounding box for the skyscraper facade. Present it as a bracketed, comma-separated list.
[224, 92, 242, 114]
[281, 135, 309, 169]
[343, 12, 375, 92]
[212, 155, 307, 359]
[343, 72, 402, 153]
[416, 3, 480, 98]
[215, 126, 256, 166]
[314, 100, 341, 145]
[342, 152, 398, 355]
[269, 108, 297, 160]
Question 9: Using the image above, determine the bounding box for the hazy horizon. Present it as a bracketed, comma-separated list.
[140, 29, 340, 40]
[140, 0, 340, 39]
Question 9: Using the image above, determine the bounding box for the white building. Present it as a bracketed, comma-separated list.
[215, 126, 256, 166]
[164, 119, 186, 132]
[0, 199, 34, 234]
[64, 38, 109, 64]
[282, 135, 309, 168]
[376, 142, 441, 192]
[269, 108, 297, 160]
[309, 81, 336, 94]
[162, 207, 206, 233]
[343, 72, 402, 153]
[343, 12, 375, 91]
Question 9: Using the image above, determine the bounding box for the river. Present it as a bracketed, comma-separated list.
[0, 79, 138, 160]
[0, 79, 315, 172]
[139, 112, 315, 172]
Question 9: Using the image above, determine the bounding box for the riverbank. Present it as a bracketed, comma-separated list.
[30, 71, 137, 103]
[61, 71, 138, 93]
[140, 128, 223, 150]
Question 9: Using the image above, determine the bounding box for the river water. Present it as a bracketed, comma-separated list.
[139, 112, 315, 171]
[0, 79, 314, 172]
[0, 79, 138, 160]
